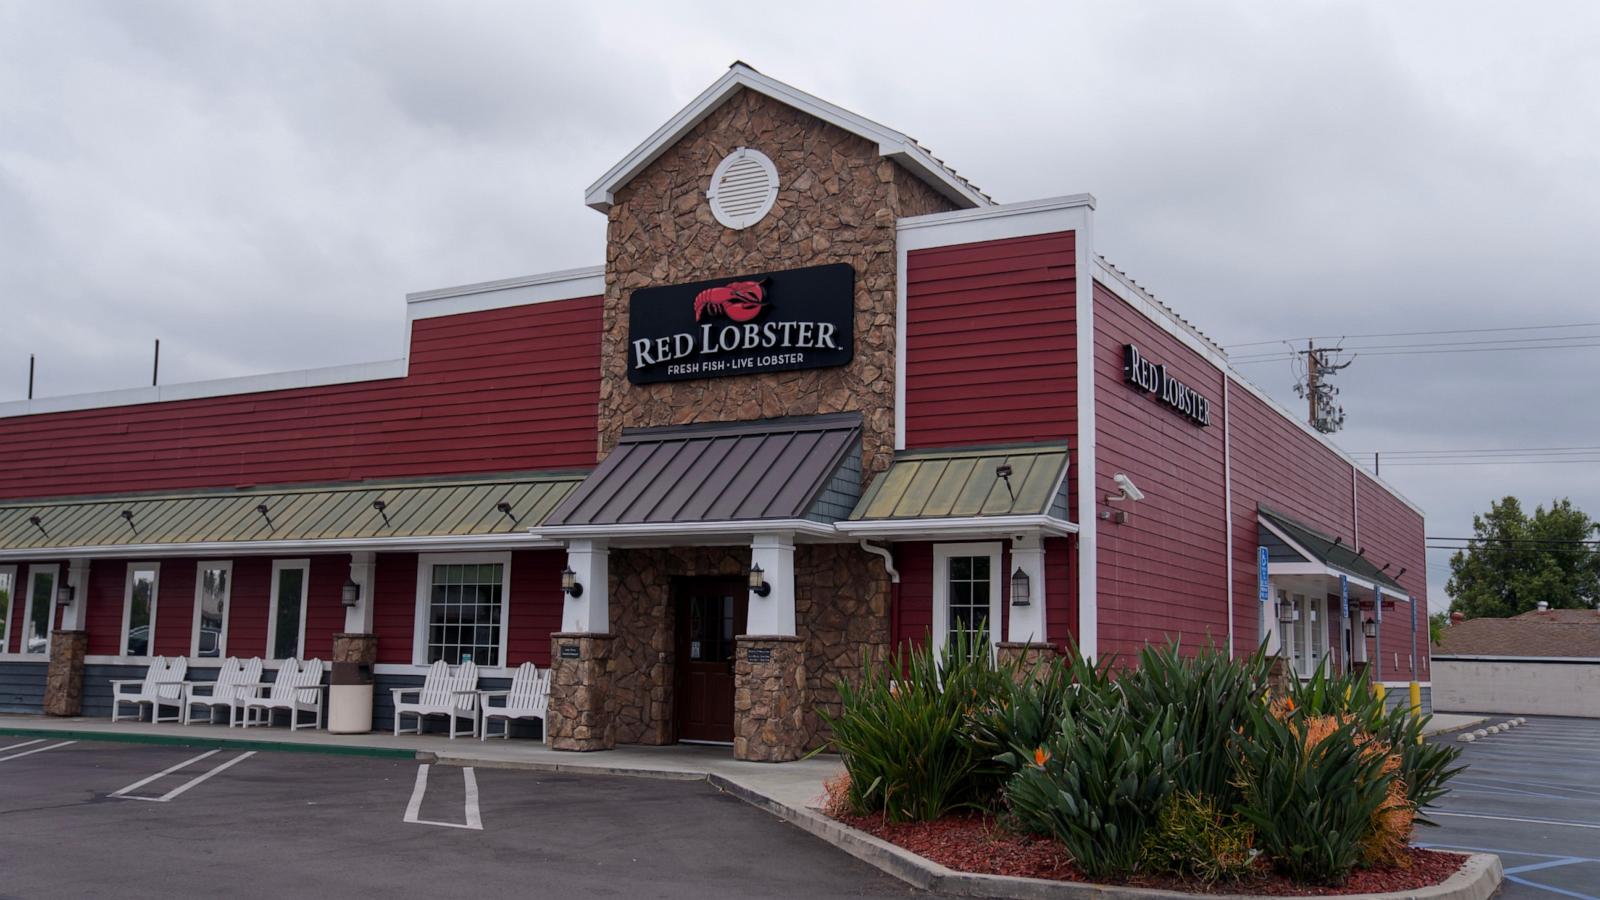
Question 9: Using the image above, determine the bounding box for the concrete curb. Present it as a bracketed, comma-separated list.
[1426, 716, 1488, 737]
[0, 725, 418, 760]
[441, 752, 1503, 900]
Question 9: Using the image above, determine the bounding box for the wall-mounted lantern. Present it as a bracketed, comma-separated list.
[1363, 617, 1378, 638]
[561, 566, 583, 598]
[1277, 600, 1297, 623]
[341, 577, 361, 608]
[1010, 567, 1031, 607]
[55, 583, 74, 608]
[748, 564, 771, 598]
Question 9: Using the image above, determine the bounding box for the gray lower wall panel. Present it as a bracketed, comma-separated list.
[0, 661, 47, 713]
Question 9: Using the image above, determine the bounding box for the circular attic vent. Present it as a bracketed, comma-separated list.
[707, 147, 779, 230]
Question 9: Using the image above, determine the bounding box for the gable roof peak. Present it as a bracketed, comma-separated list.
[584, 62, 992, 213]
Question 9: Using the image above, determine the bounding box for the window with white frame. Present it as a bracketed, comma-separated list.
[192, 561, 232, 658]
[22, 565, 57, 655]
[414, 554, 509, 667]
[932, 543, 1003, 652]
[267, 560, 309, 661]
[0, 566, 14, 654]
[121, 563, 160, 657]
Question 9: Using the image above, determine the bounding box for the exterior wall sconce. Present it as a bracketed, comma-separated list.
[341, 577, 361, 608]
[1010, 567, 1031, 606]
[748, 564, 771, 597]
[1277, 600, 1297, 623]
[560, 566, 583, 598]
[1363, 618, 1378, 638]
[55, 583, 75, 608]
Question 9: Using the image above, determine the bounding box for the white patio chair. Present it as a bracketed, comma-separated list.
[182, 657, 263, 726]
[238, 658, 326, 730]
[392, 659, 479, 739]
[110, 657, 189, 723]
[479, 662, 550, 742]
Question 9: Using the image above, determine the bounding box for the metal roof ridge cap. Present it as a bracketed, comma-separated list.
[891, 439, 1070, 459]
[0, 469, 594, 508]
[618, 411, 863, 441]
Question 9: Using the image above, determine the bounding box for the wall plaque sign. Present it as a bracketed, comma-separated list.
[627, 263, 855, 384]
[558, 644, 580, 660]
[1123, 344, 1212, 427]
[745, 647, 773, 664]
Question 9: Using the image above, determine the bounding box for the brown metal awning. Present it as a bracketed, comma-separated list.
[536, 414, 861, 538]
[0, 471, 584, 558]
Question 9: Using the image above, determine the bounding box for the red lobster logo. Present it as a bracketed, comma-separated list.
[693, 278, 769, 323]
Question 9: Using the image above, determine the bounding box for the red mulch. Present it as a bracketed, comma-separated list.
[834, 812, 1469, 896]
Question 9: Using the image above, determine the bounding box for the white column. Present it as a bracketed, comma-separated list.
[562, 539, 609, 633]
[1260, 578, 1283, 656]
[747, 533, 796, 636]
[1007, 533, 1047, 643]
[60, 558, 90, 631]
[344, 551, 377, 634]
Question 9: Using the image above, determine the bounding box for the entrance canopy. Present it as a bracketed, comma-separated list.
[533, 413, 862, 543]
[1258, 504, 1405, 595]
[836, 442, 1075, 539]
[0, 472, 582, 559]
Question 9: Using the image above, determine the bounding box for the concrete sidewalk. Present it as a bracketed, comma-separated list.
[0, 714, 842, 812]
[1424, 713, 1489, 736]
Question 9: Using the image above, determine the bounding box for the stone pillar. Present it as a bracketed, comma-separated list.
[44, 631, 88, 717]
[734, 635, 806, 762]
[1267, 654, 1293, 700]
[997, 641, 1058, 683]
[549, 632, 616, 751]
[332, 633, 378, 664]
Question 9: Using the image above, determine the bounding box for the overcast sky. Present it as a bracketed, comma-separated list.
[2, 1, 1596, 609]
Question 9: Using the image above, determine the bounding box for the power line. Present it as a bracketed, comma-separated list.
[1379, 459, 1600, 467]
[1355, 445, 1600, 455]
[1232, 341, 1600, 364]
[1427, 536, 1600, 545]
[1228, 321, 1600, 350]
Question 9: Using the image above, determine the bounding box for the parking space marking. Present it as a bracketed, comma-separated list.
[110, 749, 256, 802]
[403, 764, 482, 831]
[1432, 810, 1600, 831]
[0, 740, 75, 762]
[0, 738, 46, 754]
[1422, 842, 1600, 900]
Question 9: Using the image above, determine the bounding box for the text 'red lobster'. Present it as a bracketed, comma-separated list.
[693, 280, 769, 323]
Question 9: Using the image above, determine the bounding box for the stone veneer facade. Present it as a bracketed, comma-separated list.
[43, 630, 88, 716]
[596, 87, 955, 478]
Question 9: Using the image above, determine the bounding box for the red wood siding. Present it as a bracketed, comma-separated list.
[904, 232, 1076, 449]
[153, 560, 196, 657]
[1356, 475, 1428, 680]
[893, 542, 933, 650]
[0, 297, 602, 500]
[302, 556, 348, 660]
[225, 557, 273, 658]
[372, 553, 419, 664]
[1092, 282, 1231, 660]
[84, 562, 125, 656]
[507, 549, 563, 666]
[1045, 536, 1075, 653]
[1226, 380, 1362, 659]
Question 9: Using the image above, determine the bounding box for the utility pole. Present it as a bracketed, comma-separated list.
[1294, 341, 1353, 434]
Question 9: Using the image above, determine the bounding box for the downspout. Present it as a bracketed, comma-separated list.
[860, 539, 901, 652]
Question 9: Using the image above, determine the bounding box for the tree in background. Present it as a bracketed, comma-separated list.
[1447, 497, 1600, 619]
[1429, 612, 1448, 646]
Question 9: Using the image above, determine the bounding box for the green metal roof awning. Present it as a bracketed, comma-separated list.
[0, 472, 585, 558]
[1257, 504, 1405, 593]
[837, 443, 1075, 538]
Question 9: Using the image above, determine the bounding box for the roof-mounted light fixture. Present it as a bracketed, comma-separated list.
[120, 509, 137, 533]
[995, 464, 1015, 502]
[496, 501, 520, 529]
[372, 499, 391, 527]
[256, 503, 274, 530]
[26, 515, 47, 537]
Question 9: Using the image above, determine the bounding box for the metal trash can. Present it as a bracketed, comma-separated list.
[328, 661, 374, 734]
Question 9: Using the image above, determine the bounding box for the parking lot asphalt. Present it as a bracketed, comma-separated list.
[1420, 715, 1600, 899]
[0, 740, 933, 899]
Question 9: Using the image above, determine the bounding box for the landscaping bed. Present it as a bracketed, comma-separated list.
[835, 810, 1472, 896]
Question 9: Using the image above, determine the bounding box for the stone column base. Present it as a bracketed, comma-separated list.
[734, 635, 807, 762]
[997, 641, 1059, 683]
[549, 632, 616, 752]
[44, 630, 88, 717]
[1268, 655, 1293, 699]
[332, 633, 378, 664]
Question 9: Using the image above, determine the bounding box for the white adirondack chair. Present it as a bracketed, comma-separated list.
[110, 657, 189, 723]
[479, 662, 551, 742]
[182, 657, 263, 726]
[238, 658, 326, 730]
[392, 659, 479, 739]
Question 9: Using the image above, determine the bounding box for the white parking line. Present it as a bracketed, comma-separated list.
[111, 749, 256, 802]
[0, 740, 75, 762]
[403, 764, 483, 831]
[0, 739, 46, 754]
[1433, 810, 1600, 831]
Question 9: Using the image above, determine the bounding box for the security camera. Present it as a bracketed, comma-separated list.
[1111, 473, 1145, 503]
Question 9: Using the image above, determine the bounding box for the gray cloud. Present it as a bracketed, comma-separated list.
[1, 0, 1595, 608]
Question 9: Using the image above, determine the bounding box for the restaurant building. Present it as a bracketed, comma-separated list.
[0, 64, 1430, 759]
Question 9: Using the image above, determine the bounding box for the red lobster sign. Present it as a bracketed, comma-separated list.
[693, 279, 769, 323]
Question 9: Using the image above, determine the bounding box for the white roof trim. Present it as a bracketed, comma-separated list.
[405, 265, 604, 319]
[0, 532, 558, 561]
[837, 515, 1079, 539]
[584, 62, 990, 212]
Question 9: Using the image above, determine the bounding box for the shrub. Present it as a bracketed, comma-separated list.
[1138, 791, 1257, 885]
[1118, 643, 1270, 807]
[966, 645, 1113, 796]
[823, 628, 998, 822]
[1005, 699, 1181, 878]
[1232, 706, 1395, 884]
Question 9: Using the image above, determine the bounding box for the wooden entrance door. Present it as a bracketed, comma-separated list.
[674, 577, 747, 744]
